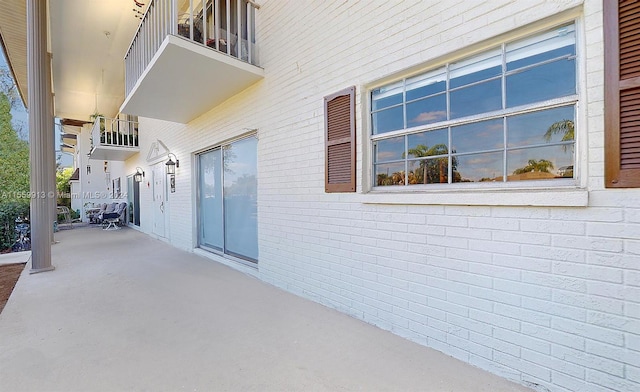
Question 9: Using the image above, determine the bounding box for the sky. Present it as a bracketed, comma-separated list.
[0, 47, 73, 168]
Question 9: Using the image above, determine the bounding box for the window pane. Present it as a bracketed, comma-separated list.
[372, 81, 403, 110]
[406, 69, 446, 101]
[375, 162, 405, 186]
[451, 118, 503, 154]
[407, 128, 448, 158]
[374, 136, 405, 163]
[406, 94, 447, 127]
[450, 49, 501, 89]
[224, 137, 258, 261]
[372, 105, 404, 134]
[507, 24, 575, 71]
[450, 79, 502, 119]
[409, 157, 449, 184]
[507, 145, 574, 181]
[508, 106, 575, 148]
[453, 152, 503, 183]
[506, 58, 576, 107]
[199, 149, 224, 250]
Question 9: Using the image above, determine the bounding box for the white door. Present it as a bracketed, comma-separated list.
[152, 164, 166, 237]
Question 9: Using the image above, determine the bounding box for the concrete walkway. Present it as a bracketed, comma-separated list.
[0, 226, 532, 392]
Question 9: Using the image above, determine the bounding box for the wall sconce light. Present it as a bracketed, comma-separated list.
[165, 153, 179, 175]
[133, 167, 145, 183]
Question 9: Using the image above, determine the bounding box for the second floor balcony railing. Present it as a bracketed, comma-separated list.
[125, 0, 260, 96]
[91, 116, 139, 149]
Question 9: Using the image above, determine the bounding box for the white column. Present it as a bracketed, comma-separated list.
[27, 0, 54, 273]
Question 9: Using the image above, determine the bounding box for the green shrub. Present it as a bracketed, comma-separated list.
[0, 201, 30, 252]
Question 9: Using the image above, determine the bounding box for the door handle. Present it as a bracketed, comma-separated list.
[160, 201, 164, 213]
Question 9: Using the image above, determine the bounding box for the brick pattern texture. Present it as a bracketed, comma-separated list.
[123, 1, 639, 391]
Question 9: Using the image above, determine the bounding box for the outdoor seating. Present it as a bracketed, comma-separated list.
[56, 206, 73, 229]
[87, 203, 107, 224]
[101, 202, 127, 230]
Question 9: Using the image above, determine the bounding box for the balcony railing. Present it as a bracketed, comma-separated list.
[125, 0, 260, 96]
[91, 116, 139, 150]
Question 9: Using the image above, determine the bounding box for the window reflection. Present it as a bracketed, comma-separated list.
[508, 106, 575, 148]
[453, 152, 503, 183]
[372, 106, 404, 134]
[370, 23, 578, 186]
[450, 79, 502, 119]
[507, 145, 574, 181]
[376, 162, 406, 186]
[406, 95, 447, 127]
[506, 59, 576, 107]
[452, 119, 503, 154]
[374, 136, 405, 163]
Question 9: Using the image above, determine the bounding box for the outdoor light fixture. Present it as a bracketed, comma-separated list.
[133, 167, 145, 183]
[165, 153, 179, 175]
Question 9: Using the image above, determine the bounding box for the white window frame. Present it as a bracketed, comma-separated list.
[361, 13, 588, 207]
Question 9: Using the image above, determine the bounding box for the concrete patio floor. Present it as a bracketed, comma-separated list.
[0, 226, 532, 391]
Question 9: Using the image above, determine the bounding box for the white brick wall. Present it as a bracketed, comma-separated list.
[123, 1, 640, 391]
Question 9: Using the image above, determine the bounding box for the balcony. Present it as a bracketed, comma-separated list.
[89, 116, 140, 161]
[120, 0, 264, 123]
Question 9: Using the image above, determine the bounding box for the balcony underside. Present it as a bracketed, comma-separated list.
[90, 146, 140, 161]
[120, 35, 264, 124]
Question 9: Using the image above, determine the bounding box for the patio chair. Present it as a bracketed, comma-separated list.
[87, 203, 107, 223]
[101, 202, 127, 230]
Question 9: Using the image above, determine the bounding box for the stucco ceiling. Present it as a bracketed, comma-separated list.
[0, 0, 146, 121]
[49, 0, 146, 121]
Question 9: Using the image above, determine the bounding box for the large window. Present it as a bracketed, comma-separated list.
[372, 23, 577, 186]
[198, 135, 258, 262]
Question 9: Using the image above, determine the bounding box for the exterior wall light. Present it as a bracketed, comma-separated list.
[133, 167, 145, 182]
[165, 153, 179, 175]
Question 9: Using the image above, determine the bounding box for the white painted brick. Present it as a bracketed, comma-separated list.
[587, 222, 640, 240]
[587, 311, 640, 334]
[628, 365, 640, 384]
[552, 317, 624, 347]
[494, 278, 552, 301]
[552, 261, 623, 283]
[469, 217, 519, 231]
[586, 340, 640, 368]
[123, 2, 640, 391]
[494, 254, 551, 273]
[522, 349, 585, 380]
[626, 270, 640, 287]
[468, 239, 521, 255]
[494, 352, 551, 382]
[522, 324, 585, 351]
[553, 291, 625, 316]
[494, 303, 551, 327]
[586, 369, 640, 392]
[552, 345, 625, 378]
[553, 235, 624, 253]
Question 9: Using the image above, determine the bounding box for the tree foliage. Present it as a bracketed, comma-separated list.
[56, 167, 74, 208]
[0, 92, 29, 201]
[512, 159, 554, 174]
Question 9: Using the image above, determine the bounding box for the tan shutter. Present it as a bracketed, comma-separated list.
[604, 0, 640, 187]
[325, 86, 356, 193]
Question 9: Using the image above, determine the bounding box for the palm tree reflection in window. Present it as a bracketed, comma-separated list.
[510, 119, 574, 179]
[376, 144, 459, 186]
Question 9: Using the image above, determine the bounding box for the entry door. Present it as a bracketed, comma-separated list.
[152, 164, 166, 237]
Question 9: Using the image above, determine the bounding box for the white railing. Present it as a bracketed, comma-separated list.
[124, 0, 260, 96]
[91, 117, 139, 149]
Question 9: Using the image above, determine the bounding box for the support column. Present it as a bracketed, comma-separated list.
[27, 0, 54, 273]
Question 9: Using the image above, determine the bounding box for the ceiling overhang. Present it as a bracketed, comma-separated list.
[89, 145, 140, 161]
[0, 1, 28, 106]
[120, 35, 264, 124]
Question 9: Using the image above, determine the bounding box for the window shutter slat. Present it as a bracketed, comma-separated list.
[325, 86, 356, 193]
[604, 0, 640, 187]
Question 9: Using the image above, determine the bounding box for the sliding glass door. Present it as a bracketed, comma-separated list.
[198, 136, 257, 262]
